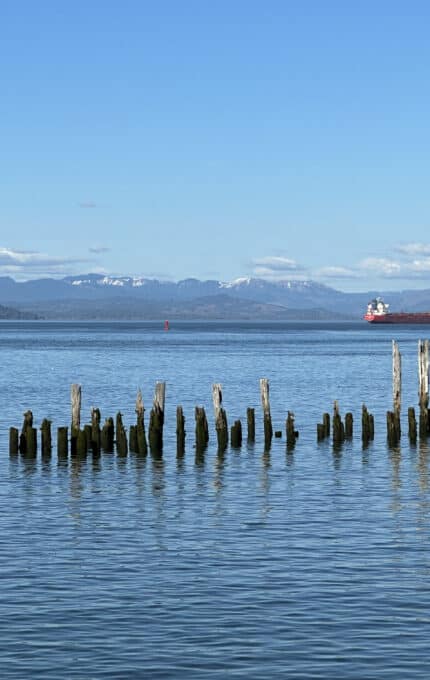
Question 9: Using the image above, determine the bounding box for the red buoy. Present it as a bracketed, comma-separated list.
[164, 320, 169, 331]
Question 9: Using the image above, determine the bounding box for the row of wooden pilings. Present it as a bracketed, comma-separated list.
[8, 339, 430, 457]
[9, 378, 298, 458]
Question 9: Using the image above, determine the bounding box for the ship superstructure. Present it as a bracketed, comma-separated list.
[364, 297, 430, 324]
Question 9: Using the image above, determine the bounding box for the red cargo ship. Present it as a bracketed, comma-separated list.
[364, 297, 430, 324]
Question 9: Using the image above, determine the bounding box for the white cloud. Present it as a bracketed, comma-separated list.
[251, 255, 306, 280]
[314, 266, 358, 279]
[359, 257, 402, 276]
[0, 247, 93, 280]
[395, 243, 430, 256]
[253, 256, 303, 272]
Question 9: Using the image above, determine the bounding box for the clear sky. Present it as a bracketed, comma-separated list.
[1, 0, 430, 291]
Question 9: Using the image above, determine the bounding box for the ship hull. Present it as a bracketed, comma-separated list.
[364, 313, 430, 324]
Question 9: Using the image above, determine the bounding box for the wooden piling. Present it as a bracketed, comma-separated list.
[176, 406, 185, 457]
[41, 418, 52, 456]
[230, 420, 242, 448]
[247, 408, 255, 442]
[57, 426, 68, 457]
[212, 383, 228, 451]
[369, 413, 374, 440]
[19, 410, 33, 454]
[149, 382, 165, 455]
[9, 427, 19, 455]
[418, 340, 429, 437]
[129, 425, 138, 452]
[71, 384, 82, 455]
[195, 406, 209, 451]
[408, 406, 417, 444]
[386, 411, 396, 447]
[362, 404, 374, 445]
[332, 401, 344, 444]
[323, 413, 330, 438]
[135, 390, 148, 455]
[345, 413, 353, 439]
[260, 378, 273, 450]
[317, 423, 325, 441]
[101, 417, 114, 451]
[84, 425, 92, 449]
[91, 407, 101, 455]
[76, 428, 87, 457]
[116, 412, 128, 456]
[286, 411, 297, 449]
[392, 340, 401, 436]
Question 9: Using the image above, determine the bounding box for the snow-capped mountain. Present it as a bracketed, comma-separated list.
[0, 272, 423, 319]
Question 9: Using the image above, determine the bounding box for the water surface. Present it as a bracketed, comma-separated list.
[1, 321, 429, 678]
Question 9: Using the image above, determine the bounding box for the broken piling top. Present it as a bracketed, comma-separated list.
[260, 378, 271, 416]
[418, 340, 429, 406]
[212, 383, 223, 419]
[71, 383, 82, 431]
[135, 389, 144, 416]
[153, 382, 166, 413]
[392, 340, 401, 416]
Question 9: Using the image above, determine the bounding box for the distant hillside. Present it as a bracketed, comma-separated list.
[18, 294, 354, 321]
[1, 273, 430, 320]
[0, 304, 40, 320]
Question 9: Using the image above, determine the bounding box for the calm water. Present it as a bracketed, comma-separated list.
[1, 321, 430, 678]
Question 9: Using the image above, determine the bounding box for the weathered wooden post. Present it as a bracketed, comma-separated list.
[91, 407, 101, 455]
[195, 406, 209, 451]
[230, 420, 242, 448]
[101, 417, 114, 451]
[9, 427, 19, 455]
[41, 418, 52, 456]
[116, 412, 128, 455]
[323, 413, 330, 438]
[369, 412, 375, 440]
[386, 411, 395, 447]
[247, 408, 255, 442]
[393, 340, 401, 438]
[408, 407, 417, 444]
[76, 428, 87, 457]
[332, 401, 344, 444]
[286, 411, 297, 449]
[84, 425, 92, 449]
[19, 410, 36, 455]
[317, 423, 325, 441]
[136, 389, 148, 455]
[345, 413, 353, 439]
[362, 404, 374, 445]
[418, 340, 429, 437]
[57, 427, 68, 457]
[71, 384, 82, 456]
[212, 383, 228, 451]
[149, 382, 165, 456]
[129, 425, 138, 452]
[176, 406, 186, 456]
[260, 378, 273, 450]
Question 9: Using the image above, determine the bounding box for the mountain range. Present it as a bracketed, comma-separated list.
[0, 273, 429, 320]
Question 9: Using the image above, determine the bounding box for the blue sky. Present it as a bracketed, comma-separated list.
[1, 0, 430, 291]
